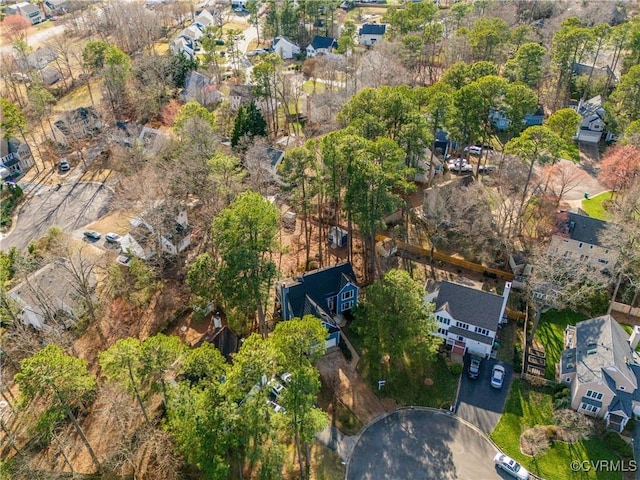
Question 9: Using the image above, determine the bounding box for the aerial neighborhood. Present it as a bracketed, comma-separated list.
[1, 0, 640, 479]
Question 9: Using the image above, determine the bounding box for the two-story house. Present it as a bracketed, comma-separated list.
[548, 212, 618, 270]
[306, 35, 338, 57]
[7, 2, 43, 25]
[273, 36, 301, 60]
[426, 281, 511, 358]
[1, 138, 34, 176]
[572, 95, 616, 144]
[275, 263, 359, 349]
[559, 315, 640, 432]
[51, 106, 102, 147]
[358, 23, 386, 46]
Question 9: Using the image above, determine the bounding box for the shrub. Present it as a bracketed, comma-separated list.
[339, 337, 352, 361]
[449, 363, 463, 375]
[544, 425, 557, 440]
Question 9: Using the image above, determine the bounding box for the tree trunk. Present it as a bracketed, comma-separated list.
[128, 359, 151, 427]
[60, 398, 101, 472]
[608, 273, 622, 314]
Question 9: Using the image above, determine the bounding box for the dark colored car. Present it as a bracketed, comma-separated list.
[468, 355, 481, 379]
[83, 230, 101, 241]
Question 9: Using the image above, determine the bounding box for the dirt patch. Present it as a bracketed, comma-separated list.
[85, 208, 140, 236]
[316, 349, 386, 427]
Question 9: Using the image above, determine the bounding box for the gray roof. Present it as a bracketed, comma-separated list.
[574, 315, 636, 388]
[309, 35, 337, 50]
[434, 281, 504, 332]
[560, 348, 577, 375]
[568, 212, 609, 246]
[359, 23, 386, 35]
[448, 325, 494, 346]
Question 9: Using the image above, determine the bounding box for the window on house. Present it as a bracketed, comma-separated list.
[587, 343, 597, 355]
[437, 328, 448, 336]
[341, 290, 354, 301]
[458, 336, 464, 342]
[475, 327, 490, 336]
[342, 300, 354, 310]
[441, 317, 450, 325]
[580, 403, 600, 414]
[456, 321, 469, 330]
[586, 390, 603, 400]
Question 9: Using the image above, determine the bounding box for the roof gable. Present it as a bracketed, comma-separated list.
[310, 35, 337, 50]
[434, 281, 503, 331]
[359, 23, 386, 35]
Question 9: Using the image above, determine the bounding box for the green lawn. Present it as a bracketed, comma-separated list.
[343, 325, 459, 408]
[534, 310, 588, 380]
[302, 79, 327, 94]
[491, 380, 621, 480]
[581, 191, 614, 221]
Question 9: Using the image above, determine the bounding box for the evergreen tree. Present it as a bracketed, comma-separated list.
[231, 102, 267, 147]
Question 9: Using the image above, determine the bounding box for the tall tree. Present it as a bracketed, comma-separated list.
[354, 269, 440, 381]
[231, 101, 267, 147]
[546, 108, 582, 144]
[423, 82, 454, 186]
[505, 42, 546, 89]
[212, 191, 279, 337]
[15, 345, 101, 472]
[103, 44, 132, 115]
[597, 145, 640, 195]
[609, 64, 640, 133]
[468, 17, 510, 62]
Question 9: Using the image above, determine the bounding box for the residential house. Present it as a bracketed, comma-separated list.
[358, 23, 386, 46]
[275, 262, 359, 349]
[195, 9, 216, 30]
[44, 0, 68, 16]
[548, 212, 618, 270]
[8, 259, 97, 330]
[306, 35, 337, 57]
[559, 315, 640, 432]
[7, 2, 43, 25]
[111, 121, 143, 147]
[228, 84, 253, 111]
[572, 95, 613, 144]
[0, 138, 34, 176]
[181, 71, 223, 106]
[425, 281, 511, 358]
[489, 104, 545, 131]
[572, 62, 616, 86]
[169, 37, 196, 58]
[433, 129, 456, 158]
[121, 207, 192, 260]
[273, 36, 300, 60]
[181, 25, 204, 45]
[26, 46, 58, 70]
[138, 126, 167, 154]
[51, 106, 102, 147]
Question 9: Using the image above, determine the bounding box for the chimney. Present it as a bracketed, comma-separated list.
[498, 282, 512, 325]
[629, 325, 640, 351]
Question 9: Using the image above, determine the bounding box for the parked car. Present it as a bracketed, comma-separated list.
[464, 145, 483, 156]
[116, 255, 131, 266]
[269, 379, 285, 397]
[450, 163, 473, 173]
[83, 230, 101, 241]
[468, 356, 481, 379]
[491, 364, 506, 388]
[478, 164, 496, 174]
[105, 233, 122, 244]
[59, 160, 70, 172]
[494, 453, 529, 479]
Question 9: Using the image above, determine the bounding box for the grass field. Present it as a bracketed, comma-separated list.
[581, 191, 614, 220]
[534, 310, 588, 380]
[491, 380, 622, 480]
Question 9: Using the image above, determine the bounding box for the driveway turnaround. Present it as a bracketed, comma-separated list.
[0, 181, 112, 251]
[346, 408, 502, 480]
[456, 356, 512, 434]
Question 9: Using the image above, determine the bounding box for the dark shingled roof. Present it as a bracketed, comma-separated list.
[568, 212, 609, 246]
[434, 281, 504, 332]
[284, 263, 356, 319]
[448, 325, 494, 346]
[310, 35, 337, 50]
[359, 23, 386, 35]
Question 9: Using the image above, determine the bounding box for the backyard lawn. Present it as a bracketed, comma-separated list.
[581, 191, 614, 220]
[534, 310, 588, 380]
[344, 325, 459, 409]
[491, 380, 622, 480]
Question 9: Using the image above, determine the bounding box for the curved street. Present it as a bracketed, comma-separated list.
[346, 408, 505, 480]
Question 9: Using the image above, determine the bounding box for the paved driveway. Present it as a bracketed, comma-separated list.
[346, 409, 503, 480]
[0, 181, 112, 251]
[456, 356, 512, 434]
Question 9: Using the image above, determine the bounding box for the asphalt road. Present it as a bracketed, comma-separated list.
[456, 356, 512, 435]
[346, 409, 505, 480]
[0, 181, 112, 251]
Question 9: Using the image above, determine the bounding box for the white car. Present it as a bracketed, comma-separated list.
[105, 233, 122, 243]
[494, 453, 529, 479]
[267, 400, 286, 413]
[491, 364, 506, 389]
[464, 145, 483, 156]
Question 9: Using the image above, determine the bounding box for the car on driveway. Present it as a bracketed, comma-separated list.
[105, 232, 122, 244]
[464, 145, 483, 156]
[491, 364, 505, 388]
[83, 230, 101, 241]
[468, 356, 481, 379]
[59, 160, 70, 172]
[494, 453, 529, 479]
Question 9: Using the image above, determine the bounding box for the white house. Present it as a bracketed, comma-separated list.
[426, 281, 511, 358]
[0, 138, 33, 176]
[7, 2, 43, 25]
[169, 37, 195, 58]
[273, 36, 300, 60]
[573, 95, 611, 144]
[358, 23, 386, 46]
[195, 9, 216, 30]
[306, 35, 337, 57]
[43, 0, 67, 16]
